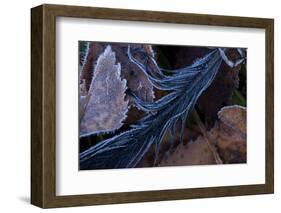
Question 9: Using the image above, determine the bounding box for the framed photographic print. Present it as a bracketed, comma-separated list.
[31, 4, 274, 208]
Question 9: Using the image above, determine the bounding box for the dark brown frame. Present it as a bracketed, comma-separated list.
[31, 4, 274, 208]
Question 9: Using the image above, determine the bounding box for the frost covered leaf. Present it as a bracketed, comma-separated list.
[110, 43, 155, 104]
[80, 45, 128, 137]
[158, 105, 246, 166]
[216, 105, 246, 163]
[207, 105, 246, 163]
[158, 136, 216, 166]
[217, 105, 246, 134]
[80, 42, 155, 103]
[121, 44, 156, 103]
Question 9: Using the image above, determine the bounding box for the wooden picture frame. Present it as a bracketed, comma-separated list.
[31, 4, 274, 208]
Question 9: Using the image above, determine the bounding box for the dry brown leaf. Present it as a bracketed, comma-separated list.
[215, 105, 247, 163]
[158, 136, 217, 167]
[218, 105, 246, 135]
[157, 105, 246, 166]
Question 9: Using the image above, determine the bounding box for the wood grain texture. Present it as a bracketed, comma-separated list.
[31, 5, 43, 207]
[265, 20, 274, 193]
[31, 4, 274, 208]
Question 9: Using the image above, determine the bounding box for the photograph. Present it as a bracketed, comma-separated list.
[29, 3, 274, 208]
[79, 41, 247, 170]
